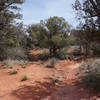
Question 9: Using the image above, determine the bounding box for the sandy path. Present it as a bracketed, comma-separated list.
[0, 60, 99, 100]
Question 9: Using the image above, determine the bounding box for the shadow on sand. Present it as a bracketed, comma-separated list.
[11, 80, 98, 100]
[11, 81, 56, 100]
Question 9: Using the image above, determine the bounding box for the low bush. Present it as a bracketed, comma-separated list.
[0, 46, 28, 61]
[37, 49, 74, 61]
[5, 47, 28, 60]
[2, 59, 28, 68]
[77, 59, 100, 91]
[9, 70, 18, 75]
[56, 49, 74, 60]
[90, 43, 100, 56]
[46, 58, 57, 68]
[21, 75, 28, 81]
[0, 48, 6, 60]
[27, 54, 35, 61]
[37, 52, 50, 61]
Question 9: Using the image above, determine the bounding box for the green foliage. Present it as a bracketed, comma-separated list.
[72, 46, 81, 56]
[37, 52, 50, 61]
[21, 75, 28, 81]
[77, 59, 100, 91]
[27, 16, 71, 57]
[73, 0, 100, 56]
[27, 24, 46, 47]
[4, 47, 27, 60]
[0, 0, 25, 34]
[73, 0, 100, 28]
[90, 43, 100, 55]
[56, 51, 68, 60]
[66, 35, 79, 45]
[56, 51, 74, 60]
[9, 70, 18, 75]
[0, 0, 27, 61]
[27, 54, 35, 61]
[0, 47, 28, 61]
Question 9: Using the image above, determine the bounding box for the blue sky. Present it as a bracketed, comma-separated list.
[21, 0, 78, 28]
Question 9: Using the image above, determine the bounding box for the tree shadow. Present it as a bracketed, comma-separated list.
[47, 80, 98, 100]
[11, 80, 98, 100]
[11, 81, 56, 100]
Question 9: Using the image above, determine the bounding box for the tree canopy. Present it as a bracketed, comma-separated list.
[0, 0, 26, 60]
[27, 16, 71, 56]
[73, 0, 100, 41]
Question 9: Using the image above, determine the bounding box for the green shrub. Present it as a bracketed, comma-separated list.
[21, 75, 28, 81]
[77, 59, 100, 91]
[37, 52, 50, 61]
[19, 60, 28, 67]
[9, 70, 18, 75]
[88, 50, 94, 56]
[27, 54, 35, 61]
[0, 46, 28, 61]
[1, 47, 28, 60]
[55, 49, 74, 60]
[0, 48, 7, 60]
[55, 50, 67, 60]
[67, 46, 81, 56]
[90, 43, 100, 55]
[72, 48, 81, 56]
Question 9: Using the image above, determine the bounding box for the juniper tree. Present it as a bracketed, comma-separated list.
[28, 16, 71, 56]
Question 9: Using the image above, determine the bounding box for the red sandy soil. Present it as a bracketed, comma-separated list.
[0, 50, 99, 100]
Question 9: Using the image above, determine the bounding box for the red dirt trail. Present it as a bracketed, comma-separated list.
[0, 51, 99, 100]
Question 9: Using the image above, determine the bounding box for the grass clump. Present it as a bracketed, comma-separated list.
[21, 75, 28, 81]
[9, 70, 18, 75]
[27, 54, 35, 61]
[47, 58, 57, 68]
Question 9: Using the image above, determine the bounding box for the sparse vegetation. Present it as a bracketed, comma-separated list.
[0, 0, 100, 99]
[77, 59, 100, 91]
[21, 75, 28, 81]
[46, 58, 57, 68]
[27, 16, 71, 57]
[37, 52, 50, 61]
[9, 70, 18, 75]
[27, 54, 35, 61]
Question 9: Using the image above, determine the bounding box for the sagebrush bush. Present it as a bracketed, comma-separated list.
[56, 49, 74, 60]
[2, 59, 28, 68]
[71, 46, 82, 56]
[4, 47, 27, 60]
[90, 43, 100, 55]
[77, 59, 100, 91]
[55, 50, 67, 60]
[0, 47, 7, 60]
